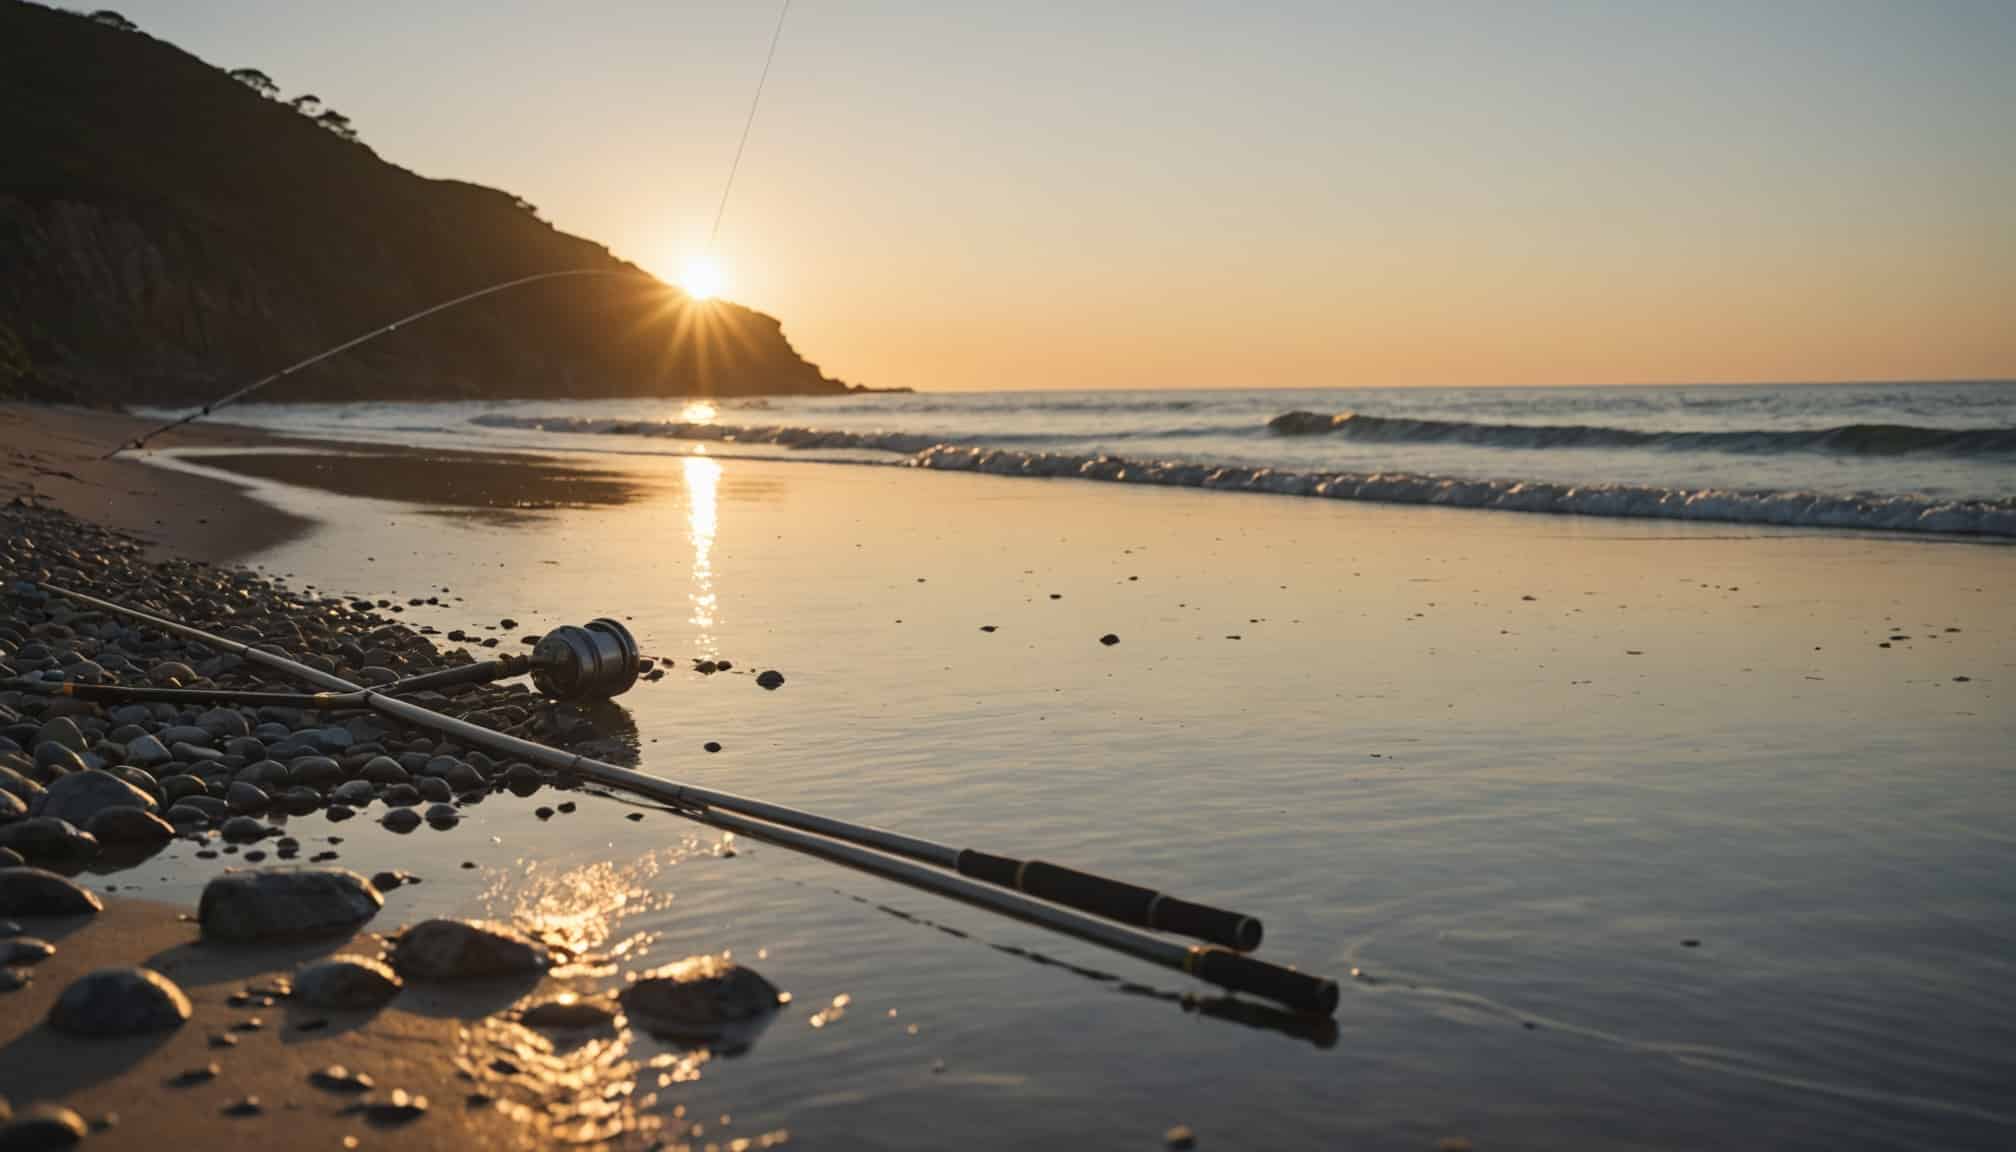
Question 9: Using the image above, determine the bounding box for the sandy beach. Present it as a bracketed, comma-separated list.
[3, 402, 2014, 1150]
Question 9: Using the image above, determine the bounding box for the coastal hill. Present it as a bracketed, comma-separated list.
[0, 1, 852, 405]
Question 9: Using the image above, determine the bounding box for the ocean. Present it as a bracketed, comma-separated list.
[116, 384, 2016, 1149]
[181, 379, 2016, 537]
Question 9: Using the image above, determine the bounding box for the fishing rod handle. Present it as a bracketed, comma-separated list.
[956, 850, 1264, 952]
[1186, 948, 1339, 1017]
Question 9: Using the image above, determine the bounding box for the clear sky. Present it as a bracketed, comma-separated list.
[99, 1, 2015, 392]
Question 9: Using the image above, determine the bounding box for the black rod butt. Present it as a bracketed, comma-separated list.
[1187, 948, 1339, 1017]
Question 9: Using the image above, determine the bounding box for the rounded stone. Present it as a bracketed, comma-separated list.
[380, 807, 421, 833]
[218, 815, 269, 843]
[48, 966, 191, 1035]
[502, 763, 542, 797]
[292, 954, 403, 1011]
[198, 868, 383, 943]
[519, 994, 617, 1030]
[617, 954, 783, 1043]
[85, 807, 174, 845]
[289, 756, 344, 789]
[0, 819, 97, 863]
[0, 1104, 89, 1149]
[30, 769, 157, 826]
[359, 756, 407, 784]
[225, 781, 269, 814]
[391, 919, 546, 980]
[422, 803, 458, 828]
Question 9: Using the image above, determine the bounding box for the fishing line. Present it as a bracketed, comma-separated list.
[105, 267, 636, 458]
[708, 0, 792, 253]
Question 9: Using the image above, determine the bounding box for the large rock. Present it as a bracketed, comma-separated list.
[293, 954, 403, 1010]
[29, 768, 157, 825]
[0, 868, 102, 916]
[390, 919, 546, 980]
[0, 818, 96, 863]
[48, 966, 191, 1035]
[198, 868, 382, 943]
[617, 954, 784, 1044]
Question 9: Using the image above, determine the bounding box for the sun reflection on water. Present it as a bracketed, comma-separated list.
[456, 841, 788, 1150]
[684, 455, 722, 658]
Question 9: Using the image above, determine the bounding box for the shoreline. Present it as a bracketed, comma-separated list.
[0, 404, 652, 564]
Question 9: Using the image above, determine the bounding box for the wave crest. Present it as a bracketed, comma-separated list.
[471, 414, 2016, 537]
[1267, 410, 2016, 457]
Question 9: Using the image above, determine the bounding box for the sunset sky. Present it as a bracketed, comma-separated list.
[106, 1, 2014, 392]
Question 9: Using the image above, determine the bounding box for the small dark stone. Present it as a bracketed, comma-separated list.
[221, 1097, 263, 1117]
[755, 669, 785, 689]
[703, 741, 721, 753]
[1099, 634, 1120, 646]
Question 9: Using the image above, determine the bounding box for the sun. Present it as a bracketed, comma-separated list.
[680, 259, 725, 301]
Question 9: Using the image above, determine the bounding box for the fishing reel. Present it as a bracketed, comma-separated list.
[526, 618, 641, 701]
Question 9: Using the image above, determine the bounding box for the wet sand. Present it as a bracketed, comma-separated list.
[1, 900, 534, 1151]
[0, 404, 642, 560]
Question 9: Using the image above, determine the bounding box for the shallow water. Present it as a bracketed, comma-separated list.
[151, 380, 2016, 535]
[123, 447, 2016, 1149]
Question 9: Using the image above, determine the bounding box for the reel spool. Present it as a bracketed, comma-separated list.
[529, 618, 641, 701]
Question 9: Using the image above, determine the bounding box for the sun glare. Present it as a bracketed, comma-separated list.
[681, 401, 717, 423]
[681, 259, 725, 300]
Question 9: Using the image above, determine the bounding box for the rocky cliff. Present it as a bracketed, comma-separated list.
[0, 1, 850, 405]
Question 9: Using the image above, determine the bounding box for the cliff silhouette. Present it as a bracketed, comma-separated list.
[0, 2, 854, 405]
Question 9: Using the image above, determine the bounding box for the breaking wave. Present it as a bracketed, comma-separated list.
[471, 414, 2016, 537]
[1267, 410, 2016, 458]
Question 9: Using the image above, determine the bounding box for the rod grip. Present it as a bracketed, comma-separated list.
[955, 852, 1263, 952]
[1150, 895, 1263, 953]
[1186, 948, 1339, 1016]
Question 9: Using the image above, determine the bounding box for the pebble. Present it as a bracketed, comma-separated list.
[30, 768, 157, 825]
[502, 762, 542, 796]
[519, 994, 618, 1030]
[225, 781, 269, 813]
[85, 807, 175, 845]
[1165, 1124, 1197, 1149]
[1100, 633, 1121, 646]
[618, 954, 784, 1043]
[218, 815, 269, 843]
[294, 954, 404, 1010]
[351, 1089, 428, 1126]
[423, 803, 459, 828]
[391, 918, 548, 980]
[169, 1063, 221, 1087]
[755, 669, 785, 689]
[311, 1065, 377, 1093]
[47, 966, 192, 1035]
[198, 868, 384, 943]
[221, 1097, 263, 1117]
[0, 1104, 89, 1149]
[381, 807, 422, 832]
[703, 741, 722, 753]
[0, 821, 97, 865]
[0, 938, 54, 966]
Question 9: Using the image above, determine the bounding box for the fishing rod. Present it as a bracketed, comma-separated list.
[35, 585, 1330, 1014]
[35, 590, 1260, 950]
